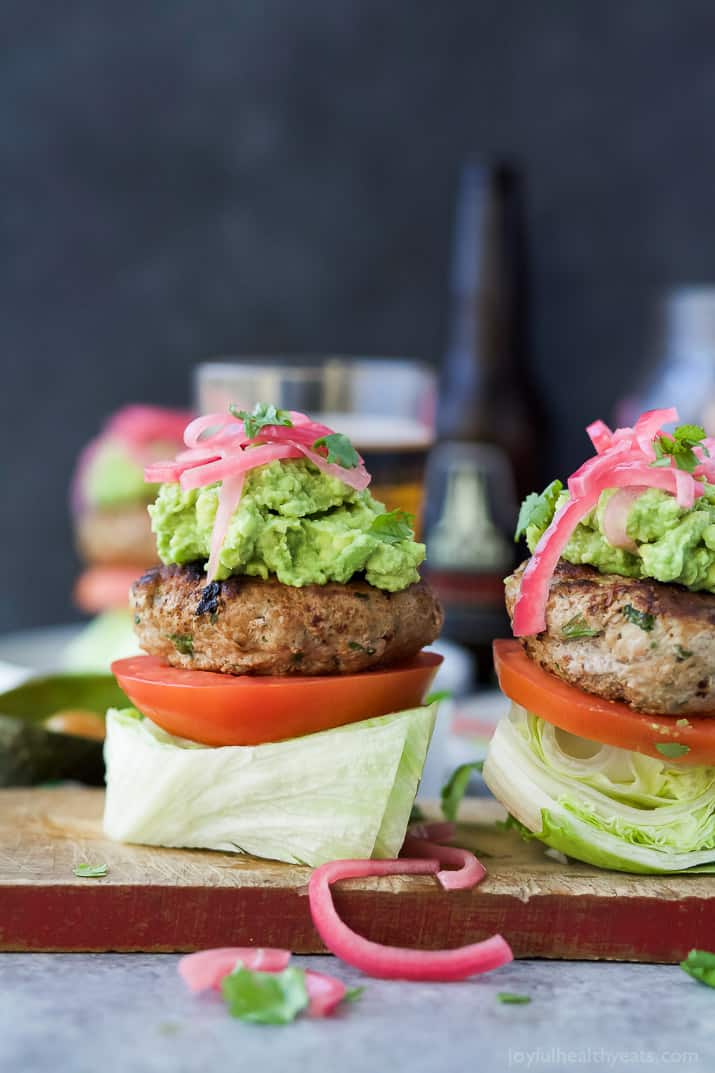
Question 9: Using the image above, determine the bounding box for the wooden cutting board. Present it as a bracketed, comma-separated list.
[1, 786, 714, 962]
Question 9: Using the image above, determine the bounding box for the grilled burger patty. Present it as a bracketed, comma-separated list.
[76, 505, 156, 566]
[506, 560, 715, 715]
[132, 562, 443, 676]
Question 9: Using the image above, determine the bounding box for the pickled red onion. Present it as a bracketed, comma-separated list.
[586, 420, 613, 454]
[512, 407, 711, 637]
[178, 949, 349, 1018]
[601, 488, 645, 552]
[633, 406, 678, 441]
[106, 405, 194, 447]
[178, 947, 291, 991]
[145, 407, 372, 580]
[308, 858, 512, 981]
[304, 971, 348, 1017]
[206, 472, 245, 582]
[400, 835, 487, 891]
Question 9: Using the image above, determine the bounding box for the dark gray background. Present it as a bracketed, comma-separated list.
[3, 0, 715, 630]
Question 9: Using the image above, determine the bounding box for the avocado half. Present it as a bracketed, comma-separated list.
[0, 673, 128, 787]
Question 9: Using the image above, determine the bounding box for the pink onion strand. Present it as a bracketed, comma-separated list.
[308, 858, 512, 982]
[145, 407, 372, 581]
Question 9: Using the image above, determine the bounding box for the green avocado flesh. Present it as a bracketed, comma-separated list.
[527, 484, 715, 592]
[149, 460, 425, 591]
[0, 673, 128, 787]
[83, 441, 160, 509]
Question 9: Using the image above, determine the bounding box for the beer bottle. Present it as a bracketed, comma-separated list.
[423, 161, 539, 677]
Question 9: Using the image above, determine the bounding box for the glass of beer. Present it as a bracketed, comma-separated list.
[195, 358, 436, 532]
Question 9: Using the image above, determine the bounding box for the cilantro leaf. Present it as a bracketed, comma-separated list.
[561, 615, 602, 640]
[623, 605, 655, 631]
[313, 432, 360, 469]
[514, 480, 563, 542]
[441, 761, 484, 822]
[167, 633, 194, 656]
[681, 949, 715, 988]
[343, 986, 365, 1003]
[655, 742, 690, 759]
[497, 992, 532, 1005]
[221, 965, 308, 1025]
[230, 402, 293, 439]
[424, 689, 453, 706]
[73, 862, 108, 878]
[369, 509, 414, 544]
[651, 423, 709, 474]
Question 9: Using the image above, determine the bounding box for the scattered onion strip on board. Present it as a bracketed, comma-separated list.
[308, 857, 512, 982]
[513, 407, 715, 637]
[144, 408, 371, 580]
[178, 949, 348, 1017]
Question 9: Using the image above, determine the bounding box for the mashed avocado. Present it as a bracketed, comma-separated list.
[149, 459, 425, 591]
[84, 441, 160, 509]
[526, 483, 715, 592]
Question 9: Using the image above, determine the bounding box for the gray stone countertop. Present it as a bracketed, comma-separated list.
[0, 954, 712, 1073]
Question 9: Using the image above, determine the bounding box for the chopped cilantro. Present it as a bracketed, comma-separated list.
[424, 689, 453, 706]
[369, 509, 414, 544]
[343, 986, 365, 1003]
[514, 480, 563, 542]
[441, 761, 484, 822]
[73, 862, 108, 878]
[675, 646, 694, 662]
[167, 633, 194, 656]
[348, 641, 377, 655]
[655, 742, 690, 759]
[312, 432, 360, 469]
[221, 965, 308, 1025]
[497, 992, 531, 1005]
[230, 401, 293, 439]
[561, 615, 602, 640]
[623, 605, 655, 631]
[651, 423, 709, 474]
[681, 949, 715, 988]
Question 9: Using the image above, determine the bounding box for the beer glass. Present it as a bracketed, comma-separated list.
[195, 358, 436, 530]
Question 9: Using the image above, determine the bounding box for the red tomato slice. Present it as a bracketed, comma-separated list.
[493, 639, 715, 766]
[112, 652, 443, 746]
[74, 565, 148, 614]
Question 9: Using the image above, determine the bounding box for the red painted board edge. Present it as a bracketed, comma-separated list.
[1, 884, 714, 962]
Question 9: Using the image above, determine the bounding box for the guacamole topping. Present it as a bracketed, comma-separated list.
[150, 459, 425, 591]
[511, 409, 715, 636]
[75, 406, 192, 511]
[526, 483, 715, 592]
[84, 441, 160, 509]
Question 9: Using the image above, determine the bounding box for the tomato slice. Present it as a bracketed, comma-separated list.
[111, 652, 443, 747]
[493, 639, 715, 766]
[74, 565, 147, 614]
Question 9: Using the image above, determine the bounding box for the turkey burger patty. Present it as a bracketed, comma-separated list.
[132, 562, 443, 676]
[506, 560, 715, 715]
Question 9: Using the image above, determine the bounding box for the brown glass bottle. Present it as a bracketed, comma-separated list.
[423, 162, 539, 679]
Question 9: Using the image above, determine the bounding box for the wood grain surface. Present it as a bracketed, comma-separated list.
[1, 787, 713, 960]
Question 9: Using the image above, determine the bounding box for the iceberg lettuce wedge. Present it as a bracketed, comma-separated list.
[484, 703, 715, 874]
[104, 703, 435, 866]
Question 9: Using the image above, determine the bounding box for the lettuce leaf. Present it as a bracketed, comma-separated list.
[63, 610, 141, 673]
[103, 703, 436, 866]
[483, 703, 715, 873]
